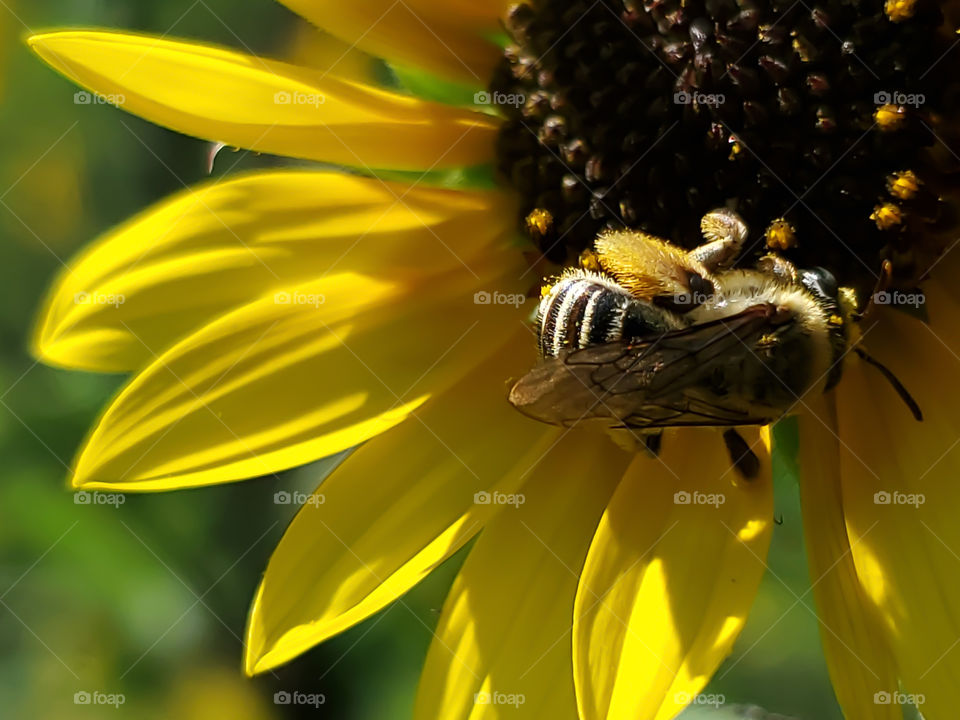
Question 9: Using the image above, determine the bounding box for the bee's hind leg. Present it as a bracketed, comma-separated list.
[689, 209, 749, 272]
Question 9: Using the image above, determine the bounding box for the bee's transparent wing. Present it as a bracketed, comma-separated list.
[509, 303, 788, 429]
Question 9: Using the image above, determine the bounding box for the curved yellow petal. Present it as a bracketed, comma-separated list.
[414, 430, 630, 720]
[33, 170, 514, 372]
[574, 427, 773, 720]
[244, 329, 562, 675]
[279, 0, 507, 86]
[71, 254, 528, 491]
[287, 22, 381, 86]
[28, 31, 498, 170]
[796, 398, 900, 720]
[836, 281, 960, 719]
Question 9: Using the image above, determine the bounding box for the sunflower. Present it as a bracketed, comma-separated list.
[27, 0, 960, 718]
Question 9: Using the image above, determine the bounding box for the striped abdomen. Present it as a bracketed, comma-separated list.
[537, 270, 680, 359]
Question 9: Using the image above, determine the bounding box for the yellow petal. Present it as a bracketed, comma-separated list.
[286, 22, 381, 86]
[574, 427, 773, 720]
[279, 0, 507, 86]
[796, 398, 900, 720]
[33, 170, 514, 372]
[414, 430, 630, 720]
[28, 31, 498, 170]
[244, 329, 562, 674]
[836, 281, 960, 718]
[71, 254, 528, 491]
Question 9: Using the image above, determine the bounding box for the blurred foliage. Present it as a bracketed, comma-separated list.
[0, 1, 871, 719]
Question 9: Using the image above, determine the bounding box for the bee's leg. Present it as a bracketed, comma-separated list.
[722, 428, 761, 481]
[689, 209, 748, 271]
[756, 253, 800, 284]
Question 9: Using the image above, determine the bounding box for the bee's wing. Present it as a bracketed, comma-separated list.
[509, 303, 788, 429]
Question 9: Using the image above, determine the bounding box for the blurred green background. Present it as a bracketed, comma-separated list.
[0, 2, 876, 718]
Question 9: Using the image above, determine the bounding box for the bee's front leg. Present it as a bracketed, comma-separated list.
[689, 208, 749, 272]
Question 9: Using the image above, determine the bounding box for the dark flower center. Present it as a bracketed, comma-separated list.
[491, 0, 960, 296]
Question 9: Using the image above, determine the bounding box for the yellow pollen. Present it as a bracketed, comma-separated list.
[579, 249, 602, 272]
[828, 314, 844, 326]
[885, 0, 917, 22]
[525, 208, 554, 239]
[764, 218, 796, 250]
[871, 203, 904, 230]
[887, 170, 920, 200]
[874, 104, 906, 131]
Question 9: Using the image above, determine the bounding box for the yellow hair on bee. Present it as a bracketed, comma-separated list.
[871, 203, 904, 230]
[887, 170, 920, 200]
[594, 229, 709, 299]
[764, 218, 796, 250]
[885, 0, 917, 22]
[875, 104, 906, 131]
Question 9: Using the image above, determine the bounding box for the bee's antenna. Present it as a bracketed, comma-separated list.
[853, 347, 923, 421]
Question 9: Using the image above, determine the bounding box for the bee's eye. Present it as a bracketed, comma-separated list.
[800, 266, 839, 300]
[688, 273, 714, 301]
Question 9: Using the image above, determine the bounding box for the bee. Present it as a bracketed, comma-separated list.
[510, 209, 920, 476]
